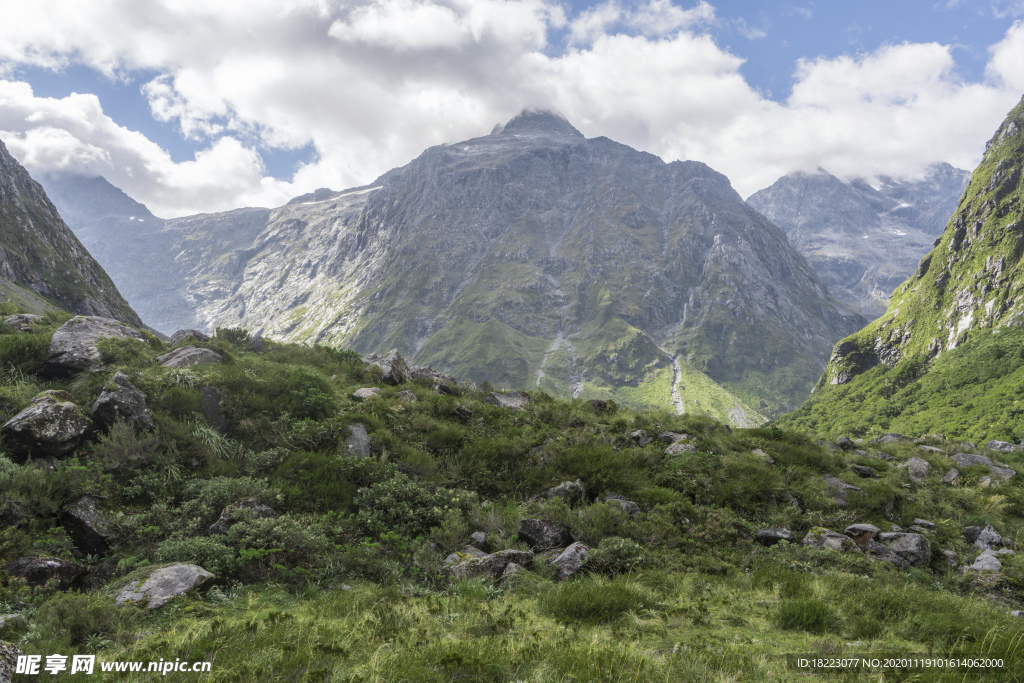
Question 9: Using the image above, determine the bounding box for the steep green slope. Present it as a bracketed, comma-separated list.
[778, 94, 1024, 440]
[0, 141, 142, 326]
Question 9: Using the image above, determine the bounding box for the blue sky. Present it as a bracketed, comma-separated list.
[0, 0, 1021, 215]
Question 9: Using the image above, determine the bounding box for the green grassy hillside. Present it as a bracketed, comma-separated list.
[0, 305, 1021, 680]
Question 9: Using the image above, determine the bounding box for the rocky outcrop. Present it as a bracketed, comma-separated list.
[43, 316, 148, 377]
[156, 346, 222, 368]
[518, 519, 573, 550]
[1, 390, 92, 461]
[802, 527, 859, 552]
[207, 498, 278, 535]
[951, 453, 1016, 481]
[92, 371, 154, 432]
[60, 496, 112, 556]
[362, 350, 412, 385]
[442, 549, 533, 580]
[169, 329, 210, 345]
[116, 563, 215, 609]
[484, 391, 530, 410]
[6, 556, 86, 589]
[754, 528, 794, 546]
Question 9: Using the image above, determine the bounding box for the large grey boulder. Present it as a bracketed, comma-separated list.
[964, 548, 1014, 572]
[157, 346, 222, 368]
[169, 329, 210, 345]
[484, 391, 530, 410]
[754, 528, 794, 546]
[91, 372, 154, 432]
[802, 527, 860, 552]
[539, 480, 585, 505]
[207, 498, 278, 535]
[43, 316, 148, 377]
[361, 349, 412, 385]
[822, 474, 862, 507]
[984, 440, 1020, 453]
[345, 423, 371, 458]
[442, 549, 533, 580]
[974, 525, 1003, 551]
[551, 542, 589, 580]
[60, 496, 112, 556]
[900, 457, 932, 483]
[951, 452, 1016, 481]
[876, 532, 931, 567]
[1, 390, 92, 461]
[6, 556, 86, 589]
[518, 518, 573, 550]
[116, 563, 215, 609]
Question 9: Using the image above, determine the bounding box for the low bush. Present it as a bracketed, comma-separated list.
[774, 598, 841, 634]
[541, 576, 658, 623]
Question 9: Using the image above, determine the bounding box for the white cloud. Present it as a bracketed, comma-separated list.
[0, 0, 1020, 217]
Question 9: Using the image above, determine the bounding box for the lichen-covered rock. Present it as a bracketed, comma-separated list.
[822, 474, 862, 506]
[900, 457, 932, 483]
[802, 527, 860, 553]
[843, 524, 880, 548]
[362, 349, 412, 385]
[951, 452, 1016, 481]
[984, 440, 1020, 453]
[352, 387, 379, 400]
[6, 556, 86, 589]
[0, 615, 28, 641]
[942, 468, 960, 484]
[518, 519, 573, 550]
[43, 316, 148, 377]
[116, 563, 215, 609]
[754, 528, 794, 546]
[539, 479, 585, 505]
[604, 495, 641, 518]
[60, 496, 112, 556]
[484, 391, 530, 410]
[973, 525, 1003, 550]
[92, 371, 154, 432]
[964, 548, 1014, 572]
[207, 498, 278, 535]
[344, 423, 371, 458]
[665, 441, 696, 455]
[876, 532, 931, 567]
[442, 549, 533, 580]
[551, 542, 589, 580]
[1, 390, 92, 461]
[156, 345, 223, 368]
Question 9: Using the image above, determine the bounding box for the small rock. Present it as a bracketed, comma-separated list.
[665, 441, 696, 455]
[865, 539, 909, 569]
[169, 329, 211, 345]
[752, 448, 776, 465]
[852, 465, 878, 478]
[518, 519, 573, 550]
[43, 316, 148, 377]
[116, 563, 215, 609]
[942, 468, 960, 485]
[352, 387, 380, 400]
[362, 349, 413, 385]
[843, 524, 880, 548]
[1, 390, 92, 461]
[92, 371, 155, 433]
[630, 430, 652, 446]
[919, 445, 944, 454]
[979, 476, 994, 487]
[942, 550, 959, 569]
[974, 525, 1003, 550]
[951, 452, 1016, 480]
[909, 526, 928, 534]
[963, 526, 983, 544]
[470, 531, 488, 548]
[803, 527, 860, 553]
[890, 524, 906, 532]
[207, 498, 278, 535]
[984, 440, 1020, 453]
[963, 549, 1009, 572]
[156, 346, 223, 368]
[658, 431, 688, 444]
[869, 433, 911, 444]
[782, 492, 802, 509]
[603, 495, 641, 518]
[913, 518, 935, 528]
[200, 386, 227, 433]
[852, 449, 868, 456]
[3, 313, 41, 331]
[6, 556, 86, 589]
[345, 423, 371, 458]
[551, 542, 589, 580]
[539, 480, 585, 505]
[961, 441, 977, 449]
[396, 390, 417, 402]
[0, 499, 25, 529]
[451, 404, 473, 422]
[588, 399, 610, 411]
[876, 533, 931, 567]
[61, 496, 112, 556]
[500, 562, 522, 581]
[442, 549, 533, 580]
[484, 391, 530, 410]
[409, 365, 458, 394]
[754, 528, 794, 546]
[900, 457, 932, 483]
[1010, 610, 1023, 618]
[876, 452, 896, 462]
[836, 436, 856, 450]
[823, 474, 862, 507]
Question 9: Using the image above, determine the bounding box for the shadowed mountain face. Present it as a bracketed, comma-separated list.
[747, 164, 970, 319]
[0, 140, 141, 324]
[44, 110, 865, 421]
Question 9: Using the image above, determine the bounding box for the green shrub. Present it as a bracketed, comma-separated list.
[269, 450, 359, 512]
[34, 592, 137, 647]
[774, 598, 841, 634]
[585, 537, 646, 576]
[356, 474, 477, 537]
[159, 386, 201, 417]
[154, 536, 238, 576]
[0, 332, 49, 372]
[96, 337, 152, 366]
[226, 515, 337, 582]
[541, 576, 657, 623]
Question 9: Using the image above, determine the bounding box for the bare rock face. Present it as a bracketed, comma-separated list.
[6, 556, 86, 589]
[1, 390, 92, 461]
[484, 391, 530, 410]
[43, 316, 148, 377]
[92, 371, 154, 432]
[157, 346, 222, 368]
[60, 496, 112, 556]
[116, 563, 215, 609]
[362, 349, 412, 385]
[518, 518, 573, 550]
[207, 498, 278, 535]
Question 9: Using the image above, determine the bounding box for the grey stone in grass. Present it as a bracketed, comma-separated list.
[362, 349, 413, 385]
[974, 525, 1003, 551]
[951, 452, 1016, 481]
[157, 346, 223, 368]
[484, 391, 530, 410]
[352, 387, 379, 400]
[630, 430, 652, 447]
[207, 498, 278, 535]
[6, 556, 85, 589]
[1, 390, 92, 461]
[843, 524, 880, 548]
[61, 496, 112, 556]
[823, 474, 862, 507]
[396, 390, 417, 402]
[754, 528, 794, 546]
[116, 563, 215, 609]
[470, 531, 488, 548]
[604, 495, 641, 518]
[345, 423, 370, 458]
[836, 436, 856, 450]
[92, 371, 154, 433]
[876, 533, 931, 567]
[43, 316, 148, 377]
[539, 479, 585, 505]
[803, 528, 860, 553]
[900, 457, 932, 483]
[942, 468, 960, 485]
[852, 465, 878, 478]
[984, 440, 1020, 453]
[551, 542, 589, 580]
[518, 519, 573, 550]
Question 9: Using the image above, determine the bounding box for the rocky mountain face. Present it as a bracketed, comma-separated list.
[0, 141, 141, 325]
[747, 164, 970, 319]
[778, 94, 1024, 440]
[45, 111, 866, 421]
